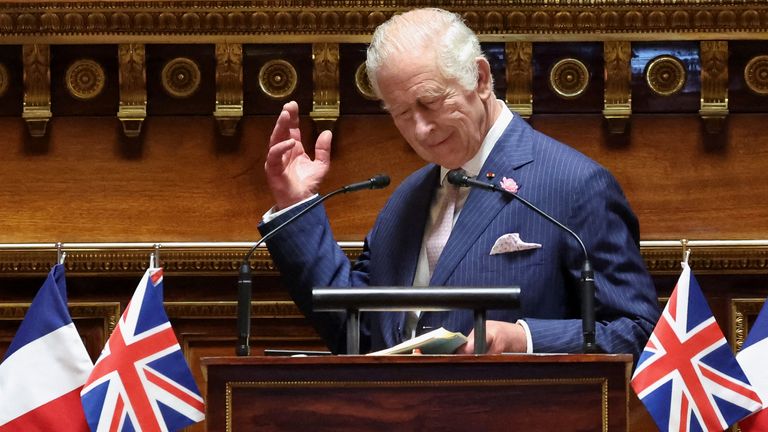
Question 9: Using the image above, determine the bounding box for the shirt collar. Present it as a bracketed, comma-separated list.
[439, 102, 514, 186]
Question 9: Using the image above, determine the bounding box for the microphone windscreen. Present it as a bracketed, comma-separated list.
[447, 169, 469, 187]
[370, 174, 391, 189]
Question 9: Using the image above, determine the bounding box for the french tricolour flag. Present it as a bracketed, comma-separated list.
[737, 297, 768, 431]
[0, 264, 93, 431]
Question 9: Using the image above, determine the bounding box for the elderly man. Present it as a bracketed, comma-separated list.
[259, 8, 659, 356]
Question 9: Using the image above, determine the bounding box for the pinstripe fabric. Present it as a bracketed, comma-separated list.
[260, 114, 660, 358]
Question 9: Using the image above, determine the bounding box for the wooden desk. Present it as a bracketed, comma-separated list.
[202, 354, 632, 432]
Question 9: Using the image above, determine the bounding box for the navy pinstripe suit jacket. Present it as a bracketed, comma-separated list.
[260, 114, 660, 358]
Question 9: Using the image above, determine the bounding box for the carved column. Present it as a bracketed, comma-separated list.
[504, 42, 533, 119]
[213, 43, 243, 137]
[118, 43, 147, 138]
[22, 44, 51, 138]
[700, 41, 729, 134]
[310, 43, 340, 133]
[603, 41, 632, 134]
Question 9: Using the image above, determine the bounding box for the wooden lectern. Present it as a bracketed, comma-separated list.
[202, 354, 632, 431]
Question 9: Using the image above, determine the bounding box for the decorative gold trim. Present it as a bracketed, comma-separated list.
[645, 55, 687, 97]
[730, 298, 765, 352]
[699, 41, 728, 134]
[354, 62, 377, 101]
[164, 301, 303, 319]
[0, 302, 120, 340]
[310, 42, 339, 132]
[65, 58, 106, 101]
[214, 42, 243, 137]
[1, 3, 768, 43]
[258, 59, 297, 100]
[161, 57, 201, 98]
[117, 43, 146, 138]
[504, 41, 533, 118]
[226, 378, 609, 432]
[0, 63, 9, 98]
[1, 242, 768, 276]
[744, 55, 768, 96]
[22, 44, 51, 138]
[603, 41, 632, 134]
[549, 58, 590, 100]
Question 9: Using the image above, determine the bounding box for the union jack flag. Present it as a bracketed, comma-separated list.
[631, 263, 762, 431]
[80, 268, 205, 431]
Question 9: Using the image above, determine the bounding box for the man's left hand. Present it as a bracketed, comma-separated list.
[455, 320, 527, 354]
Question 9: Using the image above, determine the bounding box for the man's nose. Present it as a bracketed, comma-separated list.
[413, 111, 434, 140]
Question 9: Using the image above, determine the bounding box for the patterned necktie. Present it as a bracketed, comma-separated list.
[425, 183, 459, 276]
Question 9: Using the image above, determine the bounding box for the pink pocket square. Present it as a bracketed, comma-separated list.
[490, 233, 542, 255]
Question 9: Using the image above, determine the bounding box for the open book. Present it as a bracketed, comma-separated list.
[367, 327, 468, 355]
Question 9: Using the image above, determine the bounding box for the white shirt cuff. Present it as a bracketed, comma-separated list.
[516, 319, 534, 354]
[261, 194, 319, 223]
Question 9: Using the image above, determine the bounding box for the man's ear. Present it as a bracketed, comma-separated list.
[475, 57, 494, 100]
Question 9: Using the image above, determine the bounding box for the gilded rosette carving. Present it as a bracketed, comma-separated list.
[65, 59, 106, 100]
[310, 43, 340, 132]
[214, 42, 243, 136]
[602, 41, 632, 134]
[118, 43, 146, 137]
[0, 63, 9, 97]
[504, 42, 532, 118]
[549, 58, 590, 100]
[258, 59, 297, 100]
[354, 62, 377, 101]
[22, 44, 51, 137]
[744, 55, 768, 96]
[645, 55, 687, 96]
[162, 57, 201, 98]
[699, 41, 728, 133]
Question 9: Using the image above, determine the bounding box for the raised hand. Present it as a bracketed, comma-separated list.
[264, 101, 332, 210]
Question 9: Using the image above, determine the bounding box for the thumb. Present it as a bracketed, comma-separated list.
[314, 130, 332, 165]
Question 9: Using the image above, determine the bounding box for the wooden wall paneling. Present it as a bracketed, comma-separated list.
[0, 302, 120, 361]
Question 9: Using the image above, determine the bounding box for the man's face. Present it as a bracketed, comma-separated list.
[376, 54, 490, 169]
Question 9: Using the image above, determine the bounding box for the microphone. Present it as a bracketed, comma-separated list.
[447, 169, 597, 354]
[236, 174, 390, 356]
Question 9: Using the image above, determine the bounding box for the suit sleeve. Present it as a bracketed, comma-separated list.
[522, 166, 660, 359]
[258, 197, 373, 353]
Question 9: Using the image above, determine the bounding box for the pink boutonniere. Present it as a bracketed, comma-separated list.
[500, 176, 519, 194]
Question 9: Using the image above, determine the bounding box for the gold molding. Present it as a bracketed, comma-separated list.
[504, 41, 533, 119]
[117, 43, 146, 138]
[730, 298, 765, 352]
[226, 377, 609, 432]
[1, 3, 768, 43]
[22, 44, 51, 138]
[602, 41, 631, 134]
[258, 59, 297, 100]
[699, 40, 729, 134]
[214, 42, 243, 137]
[549, 58, 590, 100]
[310, 42, 340, 133]
[164, 301, 303, 319]
[0, 302, 120, 340]
[1, 242, 768, 276]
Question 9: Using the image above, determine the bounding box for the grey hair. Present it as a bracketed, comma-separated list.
[366, 8, 485, 98]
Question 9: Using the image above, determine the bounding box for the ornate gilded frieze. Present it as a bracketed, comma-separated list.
[0, 242, 767, 276]
[602, 41, 631, 134]
[310, 42, 340, 132]
[22, 44, 51, 137]
[117, 43, 146, 137]
[0, 2, 768, 41]
[504, 41, 532, 119]
[699, 41, 729, 134]
[214, 42, 243, 136]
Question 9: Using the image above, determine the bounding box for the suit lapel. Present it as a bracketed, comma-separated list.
[429, 115, 535, 286]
